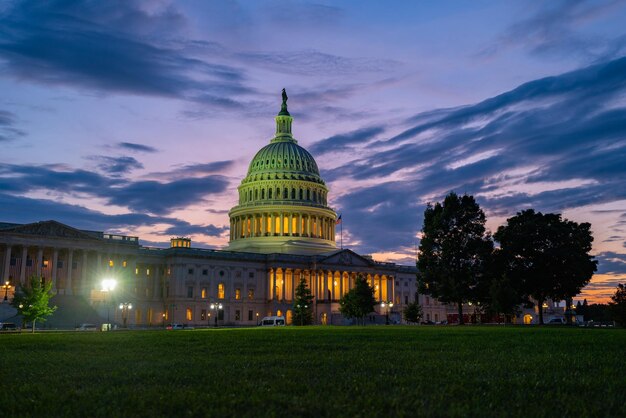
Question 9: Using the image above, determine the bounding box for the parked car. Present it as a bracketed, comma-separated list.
[166, 323, 184, 330]
[260, 316, 285, 326]
[547, 318, 566, 325]
[0, 322, 18, 332]
[76, 323, 98, 331]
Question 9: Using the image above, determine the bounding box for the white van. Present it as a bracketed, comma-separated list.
[260, 316, 285, 326]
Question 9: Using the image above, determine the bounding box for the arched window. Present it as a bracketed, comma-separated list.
[283, 188, 288, 198]
[291, 188, 296, 199]
[269, 189, 273, 199]
[313, 190, 317, 202]
[299, 189, 303, 199]
[261, 189, 265, 199]
[306, 189, 310, 200]
[255, 189, 258, 200]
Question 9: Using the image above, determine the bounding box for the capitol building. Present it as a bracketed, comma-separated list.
[0, 94, 449, 328]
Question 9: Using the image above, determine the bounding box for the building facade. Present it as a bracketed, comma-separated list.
[0, 94, 426, 328]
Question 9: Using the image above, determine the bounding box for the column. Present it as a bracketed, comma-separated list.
[36, 247, 43, 278]
[339, 272, 344, 298]
[322, 271, 328, 301]
[280, 213, 284, 236]
[51, 249, 59, 291]
[66, 250, 73, 296]
[291, 270, 295, 301]
[153, 261, 161, 300]
[269, 214, 274, 235]
[20, 247, 27, 285]
[281, 270, 286, 301]
[81, 251, 88, 296]
[3, 245, 11, 282]
[271, 269, 276, 300]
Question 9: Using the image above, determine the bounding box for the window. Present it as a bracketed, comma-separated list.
[166, 286, 169, 297]
[219, 270, 224, 277]
[235, 288, 241, 300]
[201, 309, 206, 321]
[395, 281, 399, 286]
[146, 268, 150, 276]
[218, 283, 225, 299]
[187, 286, 193, 298]
[202, 269, 208, 276]
[248, 310, 253, 321]
[57, 261, 64, 269]
[235, 310, 241, 321]
[9, 258, 16, 266]
[26, 258, 32, 267]
[122, 260, 127, 268]
[186, 308, 192, 321]
[249, 272, 254, 278]
[109, 260, 114, 267]
[405, 295, 408, 304]
[248, 289, 254, 300]
[188, 268, 194, 275]
[72, 261, 77, 269]
[201, 288, 207, 298]
[135, 267, 139, 275]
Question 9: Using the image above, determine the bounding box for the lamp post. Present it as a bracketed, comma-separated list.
[256, 312, 259, 326]
[2, 280, 10, 302]
[381, 301, 394, 325]
[101, 278, 117, 330]
[210, 302, 223, 327]
[119, 302, 132, 328]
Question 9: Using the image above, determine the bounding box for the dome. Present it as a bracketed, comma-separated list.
[227, 90, 337, 255]
[244, 141, 323, 184]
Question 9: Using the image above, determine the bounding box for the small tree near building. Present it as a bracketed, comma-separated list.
[403, 293, 423, 324]
[12, 275, 57, 333]
[292, 277, 314, 326]
[609, 283, 626, 327]
[339, 275, 377, 325]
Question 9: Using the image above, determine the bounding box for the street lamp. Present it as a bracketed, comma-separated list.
[381, 301, 394, 325]
[256, 312, 259, 326]
[2, 280, 10, 302]
[101, 278, 117, 330]
[210, 302, 223, 327]
[118, 302, 132, 328]
[296, 304, 308, 326]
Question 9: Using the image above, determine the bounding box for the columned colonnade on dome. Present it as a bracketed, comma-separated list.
[230, 212, 335, 241]
[266, 267, 393, 302]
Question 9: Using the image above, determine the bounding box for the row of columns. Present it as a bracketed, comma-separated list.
[230, 213, 335, 241]
[267, 268, 393, 303]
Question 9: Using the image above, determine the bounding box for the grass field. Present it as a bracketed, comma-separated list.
[0, 326, 624, 417]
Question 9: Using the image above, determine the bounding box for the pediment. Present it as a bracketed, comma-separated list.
[1, 220, 100, 241]
[318, 249, 373, 267]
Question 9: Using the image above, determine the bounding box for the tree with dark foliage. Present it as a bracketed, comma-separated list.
[339, 275, 377, 325]
[609, 283, 626, 327]
[292, 277, 314, 326]
[494, 210, 597, 324]
[403, 292, 423, 324]
[417, 193, 493, 325]
[12, 275, 57, 333]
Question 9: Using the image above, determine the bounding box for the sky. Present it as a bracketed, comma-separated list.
[1, 0, 626, 303]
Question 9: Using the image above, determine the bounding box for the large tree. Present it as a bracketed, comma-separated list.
[339, 275, 377, 325]
[417, 192, 493, 324]
[609, 283, 626, 327]
[292, 277, 314, 326]
[12, 275, 57, 333]
[494, 210, 597, 324]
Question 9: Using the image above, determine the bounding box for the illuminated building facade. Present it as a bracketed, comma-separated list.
[0, 94, 424, 327]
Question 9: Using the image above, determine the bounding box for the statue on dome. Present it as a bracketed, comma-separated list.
[282, 88, 288, 105]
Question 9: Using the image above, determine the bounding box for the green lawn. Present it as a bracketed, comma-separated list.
[0, 326, 624, 417]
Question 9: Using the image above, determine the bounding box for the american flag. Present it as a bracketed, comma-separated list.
[336, 214, 342, 225]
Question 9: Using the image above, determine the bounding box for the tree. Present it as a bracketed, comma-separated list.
[417, 192, 493, 325]
[12, 275, 57, 333]
[494, 210, 597, 324]
[292, 277, 314, 326]
[486, 274, 521, 323]
[403, 293, 423, 324]
[339, 275, 377, 325]
[609, 283, 626, 326]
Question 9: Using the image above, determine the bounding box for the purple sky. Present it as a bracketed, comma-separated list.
[1, 0, 626, 302]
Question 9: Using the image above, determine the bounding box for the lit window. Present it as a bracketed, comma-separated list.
[235, 288, 241, 300]
[248, 289, 254, 300]
[146, 268, 150, 276]
[186, 308, 192, 321]
[122, 260, 127, 268]
[201, 288, 207, 299]
[218, 283, 225, 299]
[135, 268, 139, 275]
[109, 260, 114, 267]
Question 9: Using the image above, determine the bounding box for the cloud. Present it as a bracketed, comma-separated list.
[0, 162, 230, 215]
[478, 0, 626, 61]
[325, 56, 626, 259]
[163, 223, 228, 237]
[117, 142, 158, 153]
[0, 0, 252, 108]
[0, 109, 26, 142]
[309, 126, 385, 156]
[87, 155, 144, 175]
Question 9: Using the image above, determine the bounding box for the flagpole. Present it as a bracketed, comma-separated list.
[341, 220, 343, 249]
